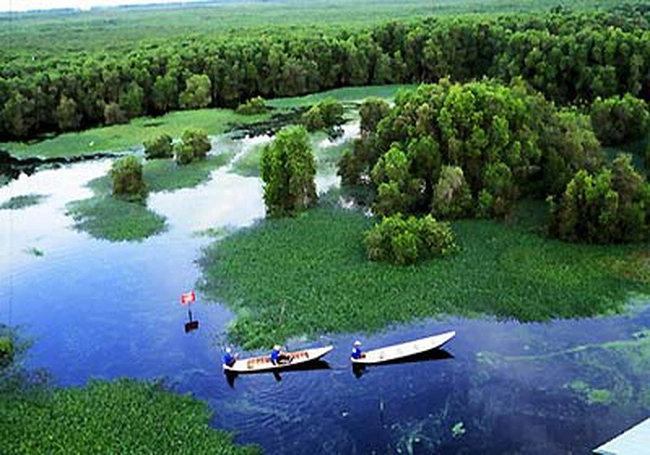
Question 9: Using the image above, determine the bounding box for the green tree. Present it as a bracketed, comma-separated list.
[174, 143, 195, 166]
[549, 154, 650, 243]
[110, 156, 146, 200]
[365, 213, 456, 265]
[2, 92, 35, 138]
[236, 96, 268, 115]
[590, 94, 650, 146]
[359, 97, 390, 135]
[432, 166, 473, 219]
[260, 126, 317, 217]
[55, 95, 81, 131]
[144, 134, 173, 160]
[371, 144, 422, 217]
[173, 129, 211, 165]
[179, 74, 212, 109]
[181, 129, 211, 160]
[119, 82, 145, 119]
[152, 75, 178, 113]
[302, 98, 344, 132]
[104, 102, 128, 125]
[0, 336, 13, 367]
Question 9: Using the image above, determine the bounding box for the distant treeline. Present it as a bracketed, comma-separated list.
[2, 6, 650, 140]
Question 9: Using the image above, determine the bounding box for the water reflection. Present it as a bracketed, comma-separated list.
[226, 359, 333, 386]
[184, 308, 199, 333]
[352, 349, 454, 378]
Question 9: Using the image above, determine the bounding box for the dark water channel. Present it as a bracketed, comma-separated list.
[1, 136, 650, 454]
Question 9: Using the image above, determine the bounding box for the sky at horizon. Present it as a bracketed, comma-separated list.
[0, 0, 195, 13]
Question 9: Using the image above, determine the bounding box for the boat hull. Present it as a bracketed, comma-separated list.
[223, 345, 334, 373]
[351, 331, 456, 365]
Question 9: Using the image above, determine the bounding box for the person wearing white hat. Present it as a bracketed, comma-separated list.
[223, 347, 238, 367]
[351, 340, 365, 359]
[270, 344, 292, 365]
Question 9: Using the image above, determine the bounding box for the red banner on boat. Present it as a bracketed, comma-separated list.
[181, 291, 196, 305]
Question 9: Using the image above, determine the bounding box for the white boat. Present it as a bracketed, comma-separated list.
[223, 345, 334, 373]
[351, 331, 456, 365]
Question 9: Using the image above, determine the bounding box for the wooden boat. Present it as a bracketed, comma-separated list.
[223, 345, 334, 373]
[351, 331, 456, 365]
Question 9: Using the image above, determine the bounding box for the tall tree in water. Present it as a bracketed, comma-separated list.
[260, 126, 317, 217]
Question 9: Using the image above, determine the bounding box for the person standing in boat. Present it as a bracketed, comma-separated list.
[351, 340, 365, 359]
[223, 347, 238, 367]
[270, 345, 292, 364]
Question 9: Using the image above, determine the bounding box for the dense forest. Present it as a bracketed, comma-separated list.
[2, 4, 650, 140]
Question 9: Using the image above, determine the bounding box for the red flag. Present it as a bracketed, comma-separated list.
[181, 291, 196, 305]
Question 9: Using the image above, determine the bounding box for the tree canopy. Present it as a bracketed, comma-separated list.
[260, 126, 317, 217]
[3, 9, 650, 140]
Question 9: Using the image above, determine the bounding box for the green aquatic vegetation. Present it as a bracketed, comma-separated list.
[0, 194, 48, 210]
[0, 337, 13, 367]
[478, 328, 650, 410]
[144, 153, 233, 192]
[23, 247, 44, 257]
[200, 203, 650, 348]
[2, 109, 268, 160]
[267, 85, 418, 110]
[0, 379, 259, 454]
[566, 380, 613, 405]
[231, 144, 266, 177]
[67, 151, 233, 241]
[451, 422, 466, 438]
[0, 327, 257, 454]
[66, 196, 167, 242]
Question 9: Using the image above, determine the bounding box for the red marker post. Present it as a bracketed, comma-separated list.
[181, 290, 199, 333]
[181, 290, 196, 306]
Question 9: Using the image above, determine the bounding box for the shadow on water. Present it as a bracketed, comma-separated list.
[0, 149, 117, 185]
[225, 360, 331, 387]
[352, 349, 454, 378]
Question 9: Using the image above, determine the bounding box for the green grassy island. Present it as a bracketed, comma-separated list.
[0, 194, 48, 210]
[200, 203, 650, 349]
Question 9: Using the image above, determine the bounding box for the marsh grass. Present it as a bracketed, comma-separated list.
[0, 328, 259, 455]
[200, 203, 650, 348]
[0, 194, 48, 210]
[66, 196, 167, 242]
[267, 84, 417, 110]
[1, 109, 267, 160]
[144, 153, 234, 192]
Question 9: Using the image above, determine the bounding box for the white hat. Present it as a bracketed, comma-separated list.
[225, 347, 232, 353]
[273, 344, 282, 350]
[353, 340, 361, 346]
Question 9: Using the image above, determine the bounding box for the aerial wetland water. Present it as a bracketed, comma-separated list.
[2, 124, 650, 453]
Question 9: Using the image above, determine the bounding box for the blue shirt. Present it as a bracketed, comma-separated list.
[223, 353, 236, 366]
[351, 347, 363, 359]
[270, 349, 280, 363]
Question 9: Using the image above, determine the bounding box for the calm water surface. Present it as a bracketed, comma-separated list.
[1, 133, 649, 454]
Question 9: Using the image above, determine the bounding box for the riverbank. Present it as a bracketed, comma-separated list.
[199, 201, 650, 349]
